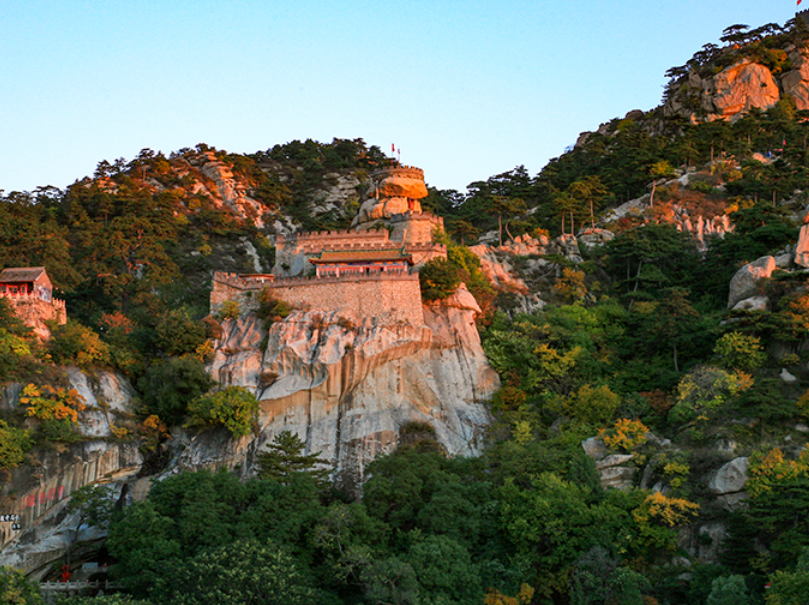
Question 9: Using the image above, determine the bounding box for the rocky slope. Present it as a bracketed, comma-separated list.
[0, 285, 498, 574]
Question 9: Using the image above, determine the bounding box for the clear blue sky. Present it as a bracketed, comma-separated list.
[0, 1, 797, 195]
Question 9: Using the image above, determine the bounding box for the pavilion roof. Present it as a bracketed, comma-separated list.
[0, 267, 47, 283]
[310, 249, 413, 265]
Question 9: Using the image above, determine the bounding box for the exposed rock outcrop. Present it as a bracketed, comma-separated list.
[581, 437, 637, 490]
[0, 372, 143, 576]
[794, 223, 809, 268]
[664, 59, 782, 123]
[708, 457, 749, 510]
[727, 255, 777, 308]
[189, 286, 499, 494]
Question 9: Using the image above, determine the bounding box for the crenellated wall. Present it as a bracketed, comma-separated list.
[0, 293, 67, 340]
[211, 271, 425, 326]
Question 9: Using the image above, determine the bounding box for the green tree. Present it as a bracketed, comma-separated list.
[256, 431, 331, 488]
[154, 308, 208, 357]
[66, 484, 116, 566]
[419, 258, 461, 302]
[55, 596, 152, 605]
[766, 548, 809, 604]
[568, 175, 609, 229]
[137, 357, 216, 426]
[407, 535, 481, 605]
[48, 321, 109, 367]
[0, 566, 42, 605]
[0, 420, 31, 472]
[359, 554, 420, 605]
[487, 195, 527, 246]
[154, 539, 318, 605]
[706, 574, 753, 605]
[186, 386, 258, 438]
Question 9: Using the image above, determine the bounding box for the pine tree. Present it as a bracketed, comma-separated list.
[256, 431, 331, 488]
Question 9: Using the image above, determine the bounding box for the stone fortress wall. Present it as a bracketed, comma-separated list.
[0, 293, 67, 340]
[273, 211, 447, 276]
[211, 271, 424, 326]
[216, 165, 445, 326]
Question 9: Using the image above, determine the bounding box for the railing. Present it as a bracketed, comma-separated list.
[0, 292, 65, 308]
[41, 580, 123, 591]
[214, 268, 418, 290]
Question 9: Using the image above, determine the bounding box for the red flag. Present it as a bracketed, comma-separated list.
[392, 144, 395, 152]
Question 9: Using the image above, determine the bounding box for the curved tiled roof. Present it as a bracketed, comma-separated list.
[310, 249, 413, 264]
[0, 267, 47, 283]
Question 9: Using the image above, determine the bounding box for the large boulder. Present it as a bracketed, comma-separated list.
[794, 224, 809, 268]
[374, 174, 428, 200]
[783, 47, 809, 111]
[727, 256, 777, 308]
[711, 60, 780, 120]
[708, 457, 749, 510]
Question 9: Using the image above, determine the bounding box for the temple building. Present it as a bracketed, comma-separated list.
[0, 267, 55, 301]
[0, 267, 67, 339]
[309, 248, 414, 278]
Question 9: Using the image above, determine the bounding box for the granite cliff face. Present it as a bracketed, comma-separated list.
[186, 285, 498, 493]
[663, 44, 809, 123]
[0, 372, 144, 578]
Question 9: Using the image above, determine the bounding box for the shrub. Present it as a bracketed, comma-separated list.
[217, 299, 240, 320]
[19, 384, 86, 423]
[136, 414, 170, 453]
[0, 565, 43, 604]
[599, 419, 649, 452]
[632, 492, 700, 527]
[419, 258, 461, 302]
[668, 366, 753, 426]
[186, 386, 259, 438]
[567, 384, 621, 427]
[48, 321, 109, 367]
[714, 332, 766, 371]
[154, 308, 208, 357]
[0, 420, 32, 471]
[137, 357, 216, 426]
[256, 289, 292, 324]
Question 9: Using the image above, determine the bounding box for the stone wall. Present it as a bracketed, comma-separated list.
[211, 272, 425, 326]
[388, 212, 444, 246]
[1, 294, 67, 340]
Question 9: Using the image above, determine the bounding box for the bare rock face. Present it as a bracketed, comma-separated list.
[710, 60, 780, 120]
[794, 224, 809, 268]
[665, 59, 781, 123]
[732, 296, 770, 312]
[581, 437, 637, 490]
[783, 47, 809, 110]
[727, 256, 777, 308]
[192, 151, 267, 228]
[189, 287, 499, 493]
[577, 228, 615, 251]
[708, 457, 749, 510]
[373, 173, 428, 200]
[354, 196, 415, 224]
[0, 371, 142, 576]
[352, 167, 428, 227]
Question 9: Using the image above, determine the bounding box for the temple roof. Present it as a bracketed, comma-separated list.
[310, 249, 413, 265]
[0, 267, 47, 283]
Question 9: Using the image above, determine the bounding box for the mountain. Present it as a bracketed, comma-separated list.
[5, 20, 809, 605]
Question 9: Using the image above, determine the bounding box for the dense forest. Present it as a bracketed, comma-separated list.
[5, 20, 809, 605]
